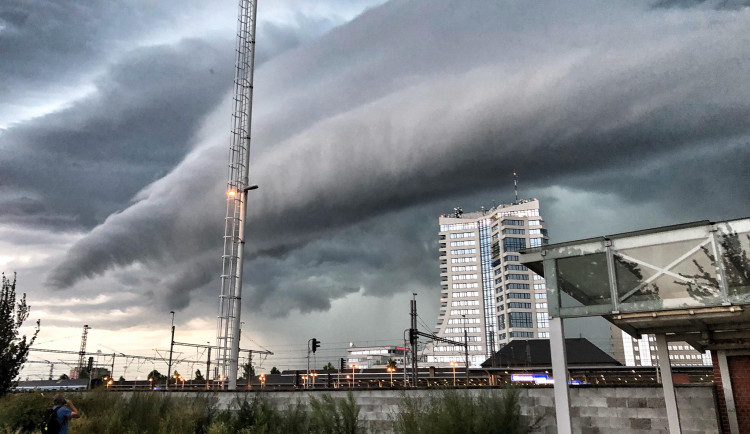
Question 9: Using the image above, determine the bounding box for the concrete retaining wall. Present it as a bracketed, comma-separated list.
[166, 385, 719, 433]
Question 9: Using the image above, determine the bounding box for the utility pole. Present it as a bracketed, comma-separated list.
[206, 342, 211, 390]
[167, 311, 175, 390]
[111, 353, 116, 380]
[248, 349, 253, 386]
[408, 295, 469, 388]
[403, 337, 408, 386]
[410, 293, 418, 387]
[307, 339, 311, 389]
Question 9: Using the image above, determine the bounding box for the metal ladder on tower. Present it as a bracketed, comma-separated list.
[216, 0, 258, 391]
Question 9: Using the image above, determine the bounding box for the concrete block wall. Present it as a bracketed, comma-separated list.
[202, 385, 718, 433]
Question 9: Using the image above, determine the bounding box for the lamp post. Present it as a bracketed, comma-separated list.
[351, 364, 357, 388]
[387, 366, 395, 387]
[148, 377, 154, 390]
[450, 362, 457, 387]
[259, 373, 265, 389]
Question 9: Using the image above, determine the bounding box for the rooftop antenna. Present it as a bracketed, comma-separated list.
[513, 172, 518, 203]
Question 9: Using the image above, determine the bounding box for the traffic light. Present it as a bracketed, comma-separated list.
[311, 338, 320, 353]
[340, 358, 346, 370]
[87, 356, 94, 373]
[409, 328, 417, 343]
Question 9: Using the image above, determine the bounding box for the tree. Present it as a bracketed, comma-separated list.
[240, 362, 254, 380]
[270, 366, 280, 375]
[387, 359, 398, 370]
[118, 376, 126, 382]
[322, 362, 335, 371]
[0, 273, 40, 397]
[58, 374, 69, 380]
[194, 369, 204, 381]
[147, 369, 166, 382]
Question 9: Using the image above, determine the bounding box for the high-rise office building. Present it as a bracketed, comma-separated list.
[426, 198, 549, 367]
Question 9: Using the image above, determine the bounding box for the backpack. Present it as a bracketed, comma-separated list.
[42, 406, 62, 434]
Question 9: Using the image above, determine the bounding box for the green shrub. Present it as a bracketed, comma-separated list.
[0, 392, 48, 433]
[309, 392, 360, 434]
[0, 391, 221, 434]
[393, 388, 539, 434]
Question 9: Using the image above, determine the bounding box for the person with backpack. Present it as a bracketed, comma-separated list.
[45, 394, 80, 434]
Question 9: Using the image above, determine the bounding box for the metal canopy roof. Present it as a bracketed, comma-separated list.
[521, 217, 750, 351]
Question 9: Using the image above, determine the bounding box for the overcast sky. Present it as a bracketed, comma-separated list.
[3, 0, 749, 379]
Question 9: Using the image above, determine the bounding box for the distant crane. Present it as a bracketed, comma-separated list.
[216, 0, 259, 390]
[76, 325, 90, 379]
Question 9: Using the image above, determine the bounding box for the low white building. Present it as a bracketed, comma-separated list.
[346, 345, 409, 369]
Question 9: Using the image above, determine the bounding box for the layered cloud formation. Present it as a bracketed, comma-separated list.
[4, 0, 749, 321]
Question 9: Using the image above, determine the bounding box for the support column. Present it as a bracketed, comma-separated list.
[717, 350, 740, 434]
[655, 334, 681, 434]
[549, 316, 572, 434]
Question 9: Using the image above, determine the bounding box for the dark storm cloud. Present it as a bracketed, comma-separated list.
[0, 9, 350, 229]
[0, 38, 234, 228]
[236, 205, 439, 316]
[47, 0, 750, 315]
[0, 0, 222, 124]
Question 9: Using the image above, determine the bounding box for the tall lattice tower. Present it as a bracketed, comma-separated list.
[216, 0, 258, 390]
[76, 324, 90, 378]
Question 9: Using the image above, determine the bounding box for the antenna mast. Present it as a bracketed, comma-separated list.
[513, 171, 518, 202]
[216, 0, 259, 390]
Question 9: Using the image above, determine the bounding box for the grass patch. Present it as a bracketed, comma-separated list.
[393, 388, 540, 434]
[0, 388, 536, 433]
[0, 390, 362, 434]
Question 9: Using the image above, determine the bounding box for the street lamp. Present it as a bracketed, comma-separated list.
[351, 364, 358, 388]
[387, 366, 395, 387]
[148, 377, 154, 390]
[259, 373, 265, 389]
[450, 362, 457, 387]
